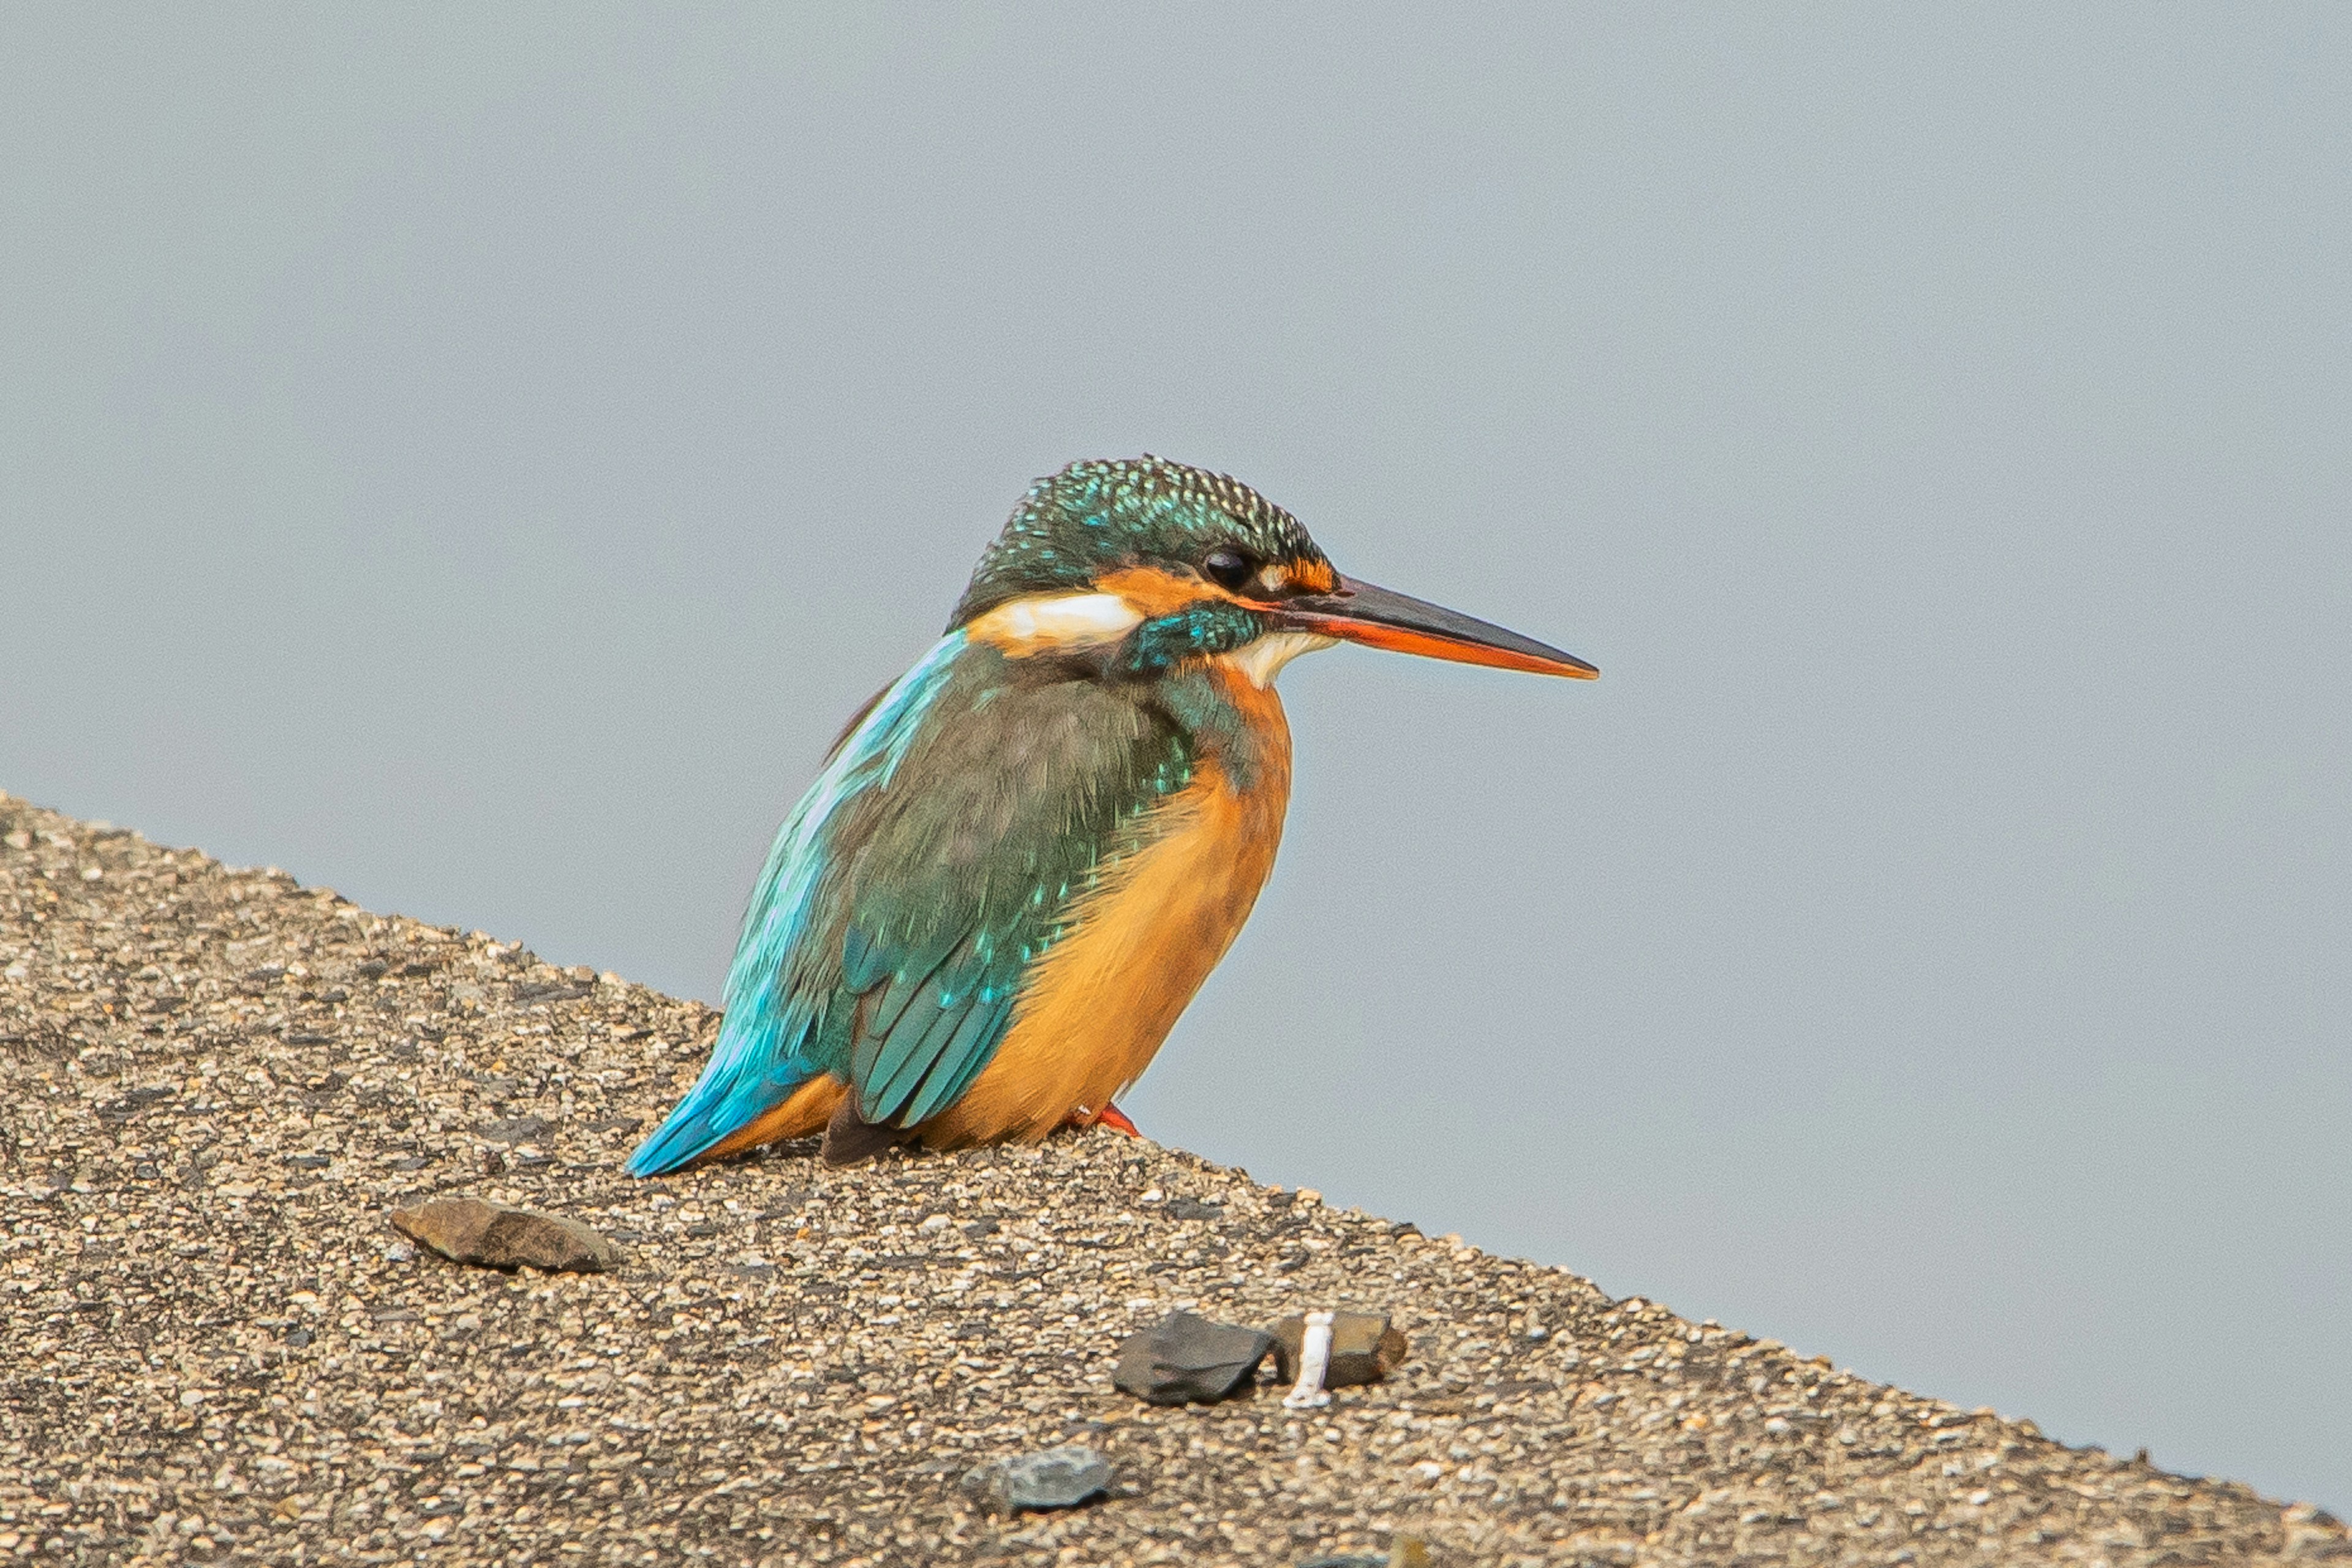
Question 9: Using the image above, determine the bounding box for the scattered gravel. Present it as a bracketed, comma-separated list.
[3, 790, 2346, 1566]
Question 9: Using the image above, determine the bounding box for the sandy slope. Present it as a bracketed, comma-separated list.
[2, 792, 2343, 1566]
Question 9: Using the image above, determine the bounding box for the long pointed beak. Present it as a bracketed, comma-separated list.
[1270, 575, 1598, 679]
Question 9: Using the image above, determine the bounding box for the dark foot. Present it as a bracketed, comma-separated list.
[821, 1099, 908, 1167]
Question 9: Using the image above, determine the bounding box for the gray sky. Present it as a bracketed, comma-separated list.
[4, 5, 2347, 1507]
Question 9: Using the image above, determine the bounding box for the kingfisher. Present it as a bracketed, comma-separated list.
[629, 457, 1596, 1174]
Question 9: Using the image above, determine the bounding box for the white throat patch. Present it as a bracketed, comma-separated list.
[1229, 630, 1338, 688]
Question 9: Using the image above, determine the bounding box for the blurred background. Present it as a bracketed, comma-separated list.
[3, 5, 2346, 1506]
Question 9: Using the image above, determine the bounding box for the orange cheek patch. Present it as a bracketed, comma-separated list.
[1098, 557, 1337, 612]
[1095, 564, 1219, 617]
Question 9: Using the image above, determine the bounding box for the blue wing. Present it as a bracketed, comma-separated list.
[626, 633, 967, 1175]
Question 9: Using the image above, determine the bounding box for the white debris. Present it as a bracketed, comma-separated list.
[1283, 1310, 1335, 1409]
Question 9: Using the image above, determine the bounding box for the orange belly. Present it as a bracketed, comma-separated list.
[920, 672, 1292, 1147]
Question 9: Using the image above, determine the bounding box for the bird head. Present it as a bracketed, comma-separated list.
[951, 456, 1596, 685]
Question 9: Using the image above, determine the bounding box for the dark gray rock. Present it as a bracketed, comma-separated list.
[1114, 1310, 1275, 1404]
[959, 1445, 1111, 1513]
[389, 1196, 620, 1273]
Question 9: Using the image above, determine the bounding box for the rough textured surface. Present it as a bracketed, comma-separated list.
[2, 791, 2347, 1567]
[388, 1197, 620, 1275]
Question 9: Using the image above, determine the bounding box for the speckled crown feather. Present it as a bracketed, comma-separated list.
[949, 456, 1327, 628]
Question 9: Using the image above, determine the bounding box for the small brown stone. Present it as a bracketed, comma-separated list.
[389, 1196, 620, 1273]
[1267, 1311, 1409, 1388]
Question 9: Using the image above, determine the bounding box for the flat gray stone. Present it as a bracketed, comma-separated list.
[473, 1115, 552, 1145]
[959, 1445, 1110, 1513]
[1113, 1310, 1275, 1404]
[389, 1196, 620, 1273]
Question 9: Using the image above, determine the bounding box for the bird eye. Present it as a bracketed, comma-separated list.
[1202, 548, 1254, 592]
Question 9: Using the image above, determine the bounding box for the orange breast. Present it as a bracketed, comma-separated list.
[921, 667, 1292, 1147]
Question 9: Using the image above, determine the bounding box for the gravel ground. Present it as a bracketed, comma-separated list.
[3, 791, 2345, 1567]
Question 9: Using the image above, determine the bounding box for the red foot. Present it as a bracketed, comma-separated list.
[1065, 1101, 1142, 1138]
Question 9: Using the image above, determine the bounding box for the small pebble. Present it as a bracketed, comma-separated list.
[390, 1197, 620, 1273]
[959, 1446, 1111, 1514]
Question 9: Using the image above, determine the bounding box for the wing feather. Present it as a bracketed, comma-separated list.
[900, 989, 1019, 1126]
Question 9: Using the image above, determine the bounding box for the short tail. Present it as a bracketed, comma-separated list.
[627, 1017, 821, 1176]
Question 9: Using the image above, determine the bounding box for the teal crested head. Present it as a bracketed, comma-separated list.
[949, 455, 1598, 684]
[951, 456, 1329, 627]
